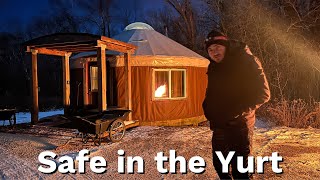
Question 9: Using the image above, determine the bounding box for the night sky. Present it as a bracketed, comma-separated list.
[0, 0, 49, 31]
[0, 0, 165, 32]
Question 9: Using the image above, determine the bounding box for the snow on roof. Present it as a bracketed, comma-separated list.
[72, 23, 206, 60]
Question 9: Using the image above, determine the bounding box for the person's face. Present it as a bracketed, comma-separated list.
[207, 44, 226, 63]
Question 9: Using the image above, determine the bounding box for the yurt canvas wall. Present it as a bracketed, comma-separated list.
[109, 55, 208, 126]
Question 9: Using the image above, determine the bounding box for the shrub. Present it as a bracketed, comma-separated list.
[258, 98, 320, 128]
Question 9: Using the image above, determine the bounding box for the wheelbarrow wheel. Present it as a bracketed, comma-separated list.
[109, 119, 125, 142]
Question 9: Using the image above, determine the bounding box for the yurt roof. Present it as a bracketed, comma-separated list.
[72, 22, 206, 60]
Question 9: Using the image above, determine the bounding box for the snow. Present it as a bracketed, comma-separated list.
[0, 116, 319, 179]
[1, 109, 64, 126]
[0, 123, 320, 179]
[0, 125, 319, 179]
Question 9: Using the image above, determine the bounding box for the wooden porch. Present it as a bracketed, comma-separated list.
[24, 33, 137, 124]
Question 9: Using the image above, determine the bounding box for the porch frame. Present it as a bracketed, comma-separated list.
[24, 33, 136, 124]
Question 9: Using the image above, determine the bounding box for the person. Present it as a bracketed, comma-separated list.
[202, 30, 271, 179]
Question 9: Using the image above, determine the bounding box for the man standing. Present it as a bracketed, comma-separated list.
[202, 30, 270, 179]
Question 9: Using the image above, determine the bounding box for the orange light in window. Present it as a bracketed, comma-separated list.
[155, 84, 166, 97]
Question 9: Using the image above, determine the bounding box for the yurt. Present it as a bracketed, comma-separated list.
[70, 22, 209, 126]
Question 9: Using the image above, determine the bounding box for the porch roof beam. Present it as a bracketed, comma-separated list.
[97, 40, 135, 54]
[27, 46, 69, 56]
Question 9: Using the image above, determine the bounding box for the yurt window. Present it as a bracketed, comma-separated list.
[153, 69, 186, 100]
[90, 66, 98, 91]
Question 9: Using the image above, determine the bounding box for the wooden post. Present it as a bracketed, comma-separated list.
[83, 61, 89, 106]
[97, 45, 107, 112]
[124, 52, 132, 121]
[62, 53, 72, 114]
[31, 49, 39, 124]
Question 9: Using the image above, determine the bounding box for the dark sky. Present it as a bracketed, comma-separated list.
[0, 0, 165, 32]
[0, 0, 50, 31]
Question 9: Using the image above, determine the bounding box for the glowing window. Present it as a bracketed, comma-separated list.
[153, 69, 186, 99]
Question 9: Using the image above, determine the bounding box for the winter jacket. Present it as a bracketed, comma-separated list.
[202, 40, 270, 129]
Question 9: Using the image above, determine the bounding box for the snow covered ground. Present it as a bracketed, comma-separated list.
[1, 109, 64, 126]
[0, 121, 319, 179]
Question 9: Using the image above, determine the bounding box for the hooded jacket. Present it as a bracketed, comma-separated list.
[202, 40, 270, 129]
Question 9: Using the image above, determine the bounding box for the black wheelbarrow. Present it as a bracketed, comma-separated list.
[70, 109, 130, 145]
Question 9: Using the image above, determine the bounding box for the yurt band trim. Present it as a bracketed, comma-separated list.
[77, 56, 209, 68]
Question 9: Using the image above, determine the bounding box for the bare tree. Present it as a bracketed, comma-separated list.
[145, 7, 175, 34]
[50, 0, 114, 36]
[165, 0, 197, 50]
[200, 0, 320, 100]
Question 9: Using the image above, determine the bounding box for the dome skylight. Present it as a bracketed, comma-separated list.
[124, 22, 154, 31]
